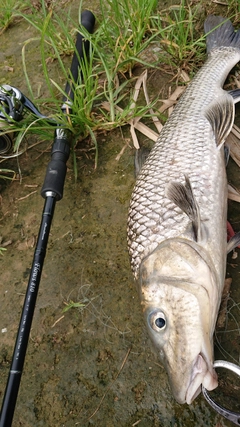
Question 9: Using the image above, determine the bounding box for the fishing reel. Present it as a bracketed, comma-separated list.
[0, 84, 48, 157]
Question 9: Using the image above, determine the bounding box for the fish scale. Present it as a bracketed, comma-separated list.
[127, 47, 238, 279]
[128, 131, 222, 279]
[127, 15, 240, 405]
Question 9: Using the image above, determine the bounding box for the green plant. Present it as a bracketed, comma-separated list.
[19, 0, 160, 123]
[225, 0, 240, 21]
[151, 1, 207, 71]
[99, 0, 159, 74]
[0, 247, 7, 255]
[0, 0, 216, 176]
[0, 0, 27, 34]
[0, 167, 15, 180]
[62, 300, 85, 313]
[9, 0, 161, 169]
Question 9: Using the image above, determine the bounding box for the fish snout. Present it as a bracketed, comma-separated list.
[185, 354, 218, 404]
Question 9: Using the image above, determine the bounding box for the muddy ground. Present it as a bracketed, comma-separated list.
[0, 1, 239, 426]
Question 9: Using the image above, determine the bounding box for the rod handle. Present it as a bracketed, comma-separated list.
[63, 10, 95, 102]
[40, 129, 71, 200]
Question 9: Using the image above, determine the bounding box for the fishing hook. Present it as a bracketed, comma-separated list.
[202, 360, 240, 425]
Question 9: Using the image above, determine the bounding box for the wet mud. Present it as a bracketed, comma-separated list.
[0, 1, 239, 426]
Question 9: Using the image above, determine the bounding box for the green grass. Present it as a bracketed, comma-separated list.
[0, 0, 235, 175]
[152, 2, 206, 69]
[226, 0, 240, 20]
[0, 0, 163, 172]
[0, 0, 27, 34]
[99, 0, 159, 74]
[0, 168, 15, 179]
[62, 300, 85, 313]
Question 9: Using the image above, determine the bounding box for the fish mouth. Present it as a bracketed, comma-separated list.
[140, 237, 221, 405]
[165, 350, 218, 405]
[185, 353, 218, 404]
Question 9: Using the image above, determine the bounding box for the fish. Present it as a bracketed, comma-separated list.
[127, 15, 240, 405]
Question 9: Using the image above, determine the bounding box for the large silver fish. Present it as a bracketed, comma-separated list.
[127, 16, 240, 404]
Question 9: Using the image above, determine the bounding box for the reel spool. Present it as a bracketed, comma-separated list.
[0, 120, 13, 156]
[0, 132, 13, 155]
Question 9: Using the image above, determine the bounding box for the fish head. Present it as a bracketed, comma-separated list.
[139, 239, 220, 404]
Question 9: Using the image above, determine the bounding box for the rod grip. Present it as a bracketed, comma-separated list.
[40, 129, 71, 200]
[81, 10, 95, 34]
[63, 10, 95, 102]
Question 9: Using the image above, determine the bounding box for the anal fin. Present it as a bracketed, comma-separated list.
[166, 175, 201, 241]
[205, 93, 235, 148]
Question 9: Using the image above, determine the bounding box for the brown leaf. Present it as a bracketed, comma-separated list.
[216, 277, 232, 329]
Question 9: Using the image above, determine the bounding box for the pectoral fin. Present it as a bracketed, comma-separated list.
[205, 93, 235, 148]
[227, 231, 240, 254]
[228, 88, 240, 104]
[224, 145, 230, 166]
[166, 175, 201, 241]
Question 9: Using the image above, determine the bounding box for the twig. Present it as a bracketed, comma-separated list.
[132, 421, 141, 426]
[0, 240, 12, 248]
[88, 347, 131, 420]
[51, 315, 65, 328]
[212, 0, 228, 4]
[17, 190, 38, 201]
[115, 142, 129, 161]
[158, 86, 185, 115]
[129, 70, 162, 148]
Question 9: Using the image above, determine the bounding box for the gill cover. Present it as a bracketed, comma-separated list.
[139, 238, 219, 403]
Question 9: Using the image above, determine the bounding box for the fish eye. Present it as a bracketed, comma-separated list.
[148, 310, 166, 332]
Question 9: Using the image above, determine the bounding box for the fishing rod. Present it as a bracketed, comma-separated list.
[0, 9, 95, 427]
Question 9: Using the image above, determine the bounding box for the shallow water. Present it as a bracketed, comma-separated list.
[0, 1, 239, 426]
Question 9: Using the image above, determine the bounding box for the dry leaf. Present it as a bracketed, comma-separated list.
[216, 277, 232, 329]
[103, 73, 240, 163]
[101, 101, 159, 148]
[140, 70, 162, 132]
[3, 65, 14, 72]
[227, 124, 240, 168]
[228, 184, 240, 203]
[179, 70, 190, 83]
[158, 86, 185, 114]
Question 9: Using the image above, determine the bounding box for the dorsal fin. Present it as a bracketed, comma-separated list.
[204, 93, 235, 148]
[166, 175, 201, 241]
